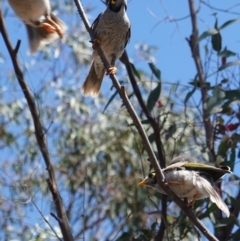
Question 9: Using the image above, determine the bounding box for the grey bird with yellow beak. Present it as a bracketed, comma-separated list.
[82, 0, 131, 97]
[138, 155, 231, 217]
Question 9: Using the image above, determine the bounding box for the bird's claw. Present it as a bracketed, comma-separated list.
[106, 66, 117, 75]
[40, 18, 63, 38]
[187, 193, 200, 207]
[90, 38, 101, 49]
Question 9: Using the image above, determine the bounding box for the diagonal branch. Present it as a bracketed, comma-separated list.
[120, 51, 166, 169]
[0, 10, 74, 241]
[74, 1, 220, 240]
[120, 50, 167, 240]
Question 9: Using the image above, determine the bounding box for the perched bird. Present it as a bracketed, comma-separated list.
[82, 0, 131, 97]
[8, 0, 67, 53]
[138, 155, 231, 217]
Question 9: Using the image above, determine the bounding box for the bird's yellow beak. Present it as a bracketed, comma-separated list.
[138, 179, 148, 186]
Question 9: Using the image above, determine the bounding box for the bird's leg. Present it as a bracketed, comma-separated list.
[44, 15, 63, 38]
[187, 193, 200, 207]
[107, 57, 117, 75]
[165, 181, 184, 185]
[90, 38, 101, 50]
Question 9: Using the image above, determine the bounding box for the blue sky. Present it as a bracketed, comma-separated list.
[2, 0, 240, 87]
[1, 0, 240, 240]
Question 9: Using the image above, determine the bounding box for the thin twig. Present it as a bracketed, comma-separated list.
[0, 10, 73, 241]
[31, 199, 62, 241]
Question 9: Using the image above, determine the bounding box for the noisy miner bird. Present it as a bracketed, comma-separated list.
[138, 155, 231, 217]
[8, 0, 67, 53]
[82, 0, 131, 97]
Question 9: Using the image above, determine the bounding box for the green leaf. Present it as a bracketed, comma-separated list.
[217, 136, 231, 157]
[148, 132, 155, 144]
[215, 216, 233, 227]
[148, 63, 161, 80]
[211, 31, 222, 52]
[229, 148, 236, 171]
[232, 228, 240, 240]
[220, 78, 228, 84]
[218, 60, 240, 71]
[147, 82, 161, 112]
[130, 63, 141, 80]
[165, 123, 177, 141]
[225, 89, 240, 99]
[204, 87, 225, 116]
[223, 89, 240, 108]
[184, 86, 196, 104]
[197, 29, 218, 43]
[218, 50, 236, 57]
[219, 18, 240, 30]
[219, 106, 233, 115]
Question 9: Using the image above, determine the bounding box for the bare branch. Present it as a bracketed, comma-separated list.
[0, 10, 73, 241]
[120, 51, 167, 240]
[187, 0, 214, 157]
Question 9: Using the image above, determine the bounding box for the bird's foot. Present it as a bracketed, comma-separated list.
[44, 16, 63, 38]
[90, 38, 101, 49]
[107, 66, 117, 75]
[39, 22, 56, 34]
[186, 193, 200, 207]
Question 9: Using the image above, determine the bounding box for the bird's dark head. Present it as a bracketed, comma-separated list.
[138, 172, 157, 187]
[108, 0, 127, 12]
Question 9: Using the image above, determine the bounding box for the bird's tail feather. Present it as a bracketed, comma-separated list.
[202, 178, 230, 217]
[82, 61, 105, 97]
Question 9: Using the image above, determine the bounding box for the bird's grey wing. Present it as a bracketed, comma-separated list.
[124, 27, 131, 48]
[183, 163, 231, 181]
[91, 12, 103, 33]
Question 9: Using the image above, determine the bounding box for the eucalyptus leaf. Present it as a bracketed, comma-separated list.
[148, 63, 161, 80]
[197, 29, 218, 43]
[218, 61, 240, 71]
[147, 82, 161, 112]
[204, 87, 225, 116]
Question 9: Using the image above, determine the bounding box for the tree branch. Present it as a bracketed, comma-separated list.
[187, 0, 214, 157]
[73, 1, 220, 240]
[0, 10, 73, 241]
[120, 50, 167, 240]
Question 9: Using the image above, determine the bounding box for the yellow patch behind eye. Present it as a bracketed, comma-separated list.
[111, 0, 117, 4]
[149, 172, 156, 179]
